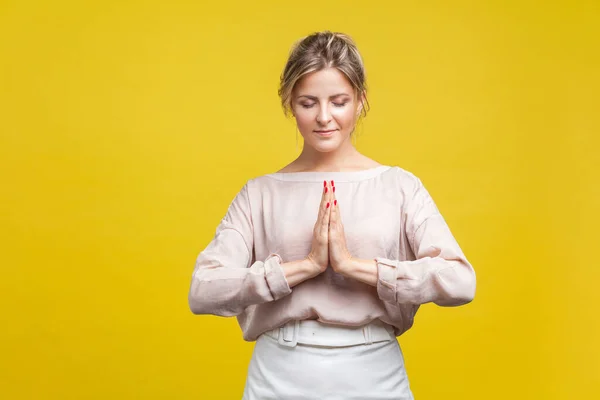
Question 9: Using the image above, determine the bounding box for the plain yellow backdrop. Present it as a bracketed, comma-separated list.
[1, 0, 598, 398]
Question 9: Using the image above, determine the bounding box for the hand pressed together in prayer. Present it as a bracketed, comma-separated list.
[306, 180, 355, 276]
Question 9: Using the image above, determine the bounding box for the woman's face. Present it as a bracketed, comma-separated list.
[291, 68, 362, 153]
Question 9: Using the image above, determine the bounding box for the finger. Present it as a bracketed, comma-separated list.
[317, 181, 331, 235]
[332, 187, 339, 224]
[329, 199, 337, 233]
[322, 183, 332, 231]
[317, 180, 328, 222]
[329, 181, 338, 217]
[323, 198, 331, 233]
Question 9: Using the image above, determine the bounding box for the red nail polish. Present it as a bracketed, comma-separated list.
[331, 180, 334, 186]
[327, 202, 330, 208]
[334, 200, 337, 206]
[325, 187, 328, 193]
[323, 180, 326, 187]
[333, 186, 336, 193]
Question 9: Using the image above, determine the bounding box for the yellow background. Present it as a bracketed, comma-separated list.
[1, 0, 598, 398]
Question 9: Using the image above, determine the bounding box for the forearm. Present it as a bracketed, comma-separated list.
[338, 255, 476, 307]
[189, 254, 292, 316]
[281, 258, 323, 288]
[375, 255, 476, 306]
[337, 257, 378, 287]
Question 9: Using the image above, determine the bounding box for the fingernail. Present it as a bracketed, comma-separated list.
[334, 200, 337, 206]
[327, 202, 330, 208]
[331, 180, 334, 186]
[323, 180, 326, 187]
[325, 187, 328, 193]
[333, 186, 336, 193]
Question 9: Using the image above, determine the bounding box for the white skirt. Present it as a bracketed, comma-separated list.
[242, 322, 414, 400]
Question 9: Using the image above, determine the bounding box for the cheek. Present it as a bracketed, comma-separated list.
[331, 107, 356, 127]
[295, 110, 315, 129]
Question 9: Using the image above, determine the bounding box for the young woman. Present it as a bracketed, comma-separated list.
[188, 31, 476, 399]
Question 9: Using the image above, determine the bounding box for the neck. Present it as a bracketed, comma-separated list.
[295, 137, 362, 172]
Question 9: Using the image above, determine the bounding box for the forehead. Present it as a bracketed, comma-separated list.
[293, 68, 354, 97]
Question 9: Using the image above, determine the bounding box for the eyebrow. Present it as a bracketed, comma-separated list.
[297, 93, 351, 100]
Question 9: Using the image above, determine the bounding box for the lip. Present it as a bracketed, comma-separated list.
[314, 129, 337, 137]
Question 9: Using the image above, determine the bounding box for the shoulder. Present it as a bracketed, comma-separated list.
[243, 174, 272, 192]
[384, 166, 423, 191]
[233, 174, 278, 205]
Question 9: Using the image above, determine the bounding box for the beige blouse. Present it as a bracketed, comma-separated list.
[188, 166, 476, 341]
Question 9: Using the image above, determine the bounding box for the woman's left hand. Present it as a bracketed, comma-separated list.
[328, 182, 354, 273]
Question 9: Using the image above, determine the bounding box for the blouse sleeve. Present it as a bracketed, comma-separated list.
[188, 182, 292, 317]
[375, 175, 476, 307]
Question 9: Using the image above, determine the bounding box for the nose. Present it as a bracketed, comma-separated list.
[316, 104, 332, 125]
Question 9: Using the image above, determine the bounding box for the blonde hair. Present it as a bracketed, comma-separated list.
[278, 31, 370, 119]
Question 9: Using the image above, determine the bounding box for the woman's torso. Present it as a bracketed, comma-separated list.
[236, 166, 421, 341]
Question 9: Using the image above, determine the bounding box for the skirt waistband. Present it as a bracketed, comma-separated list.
[263, 320, 396, 348]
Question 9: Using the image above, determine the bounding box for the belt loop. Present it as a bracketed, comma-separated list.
[278, 320, 300, 348]
[363, 325, 373, 345]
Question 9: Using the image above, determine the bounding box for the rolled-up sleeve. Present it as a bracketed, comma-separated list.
[376, 175, 476, 307]
[188, 183, 292, 316]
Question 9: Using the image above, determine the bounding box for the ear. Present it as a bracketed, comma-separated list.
[356, 91, 366, 117]
[356, 102, 364, 118]
[356, 102, 363, 117]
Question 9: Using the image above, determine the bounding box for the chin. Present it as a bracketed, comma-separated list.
[307, 140, 341, 152]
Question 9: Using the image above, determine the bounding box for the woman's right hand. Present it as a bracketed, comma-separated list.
[306, 180, 332, 274]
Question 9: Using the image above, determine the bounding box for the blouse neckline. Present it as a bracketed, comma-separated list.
[264, 165, 394, 182]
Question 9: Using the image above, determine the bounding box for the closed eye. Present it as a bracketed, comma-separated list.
[300, 102, 348, 109]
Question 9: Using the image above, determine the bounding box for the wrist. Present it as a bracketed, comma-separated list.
[333, 256, 356, 276]
[304, 257, 326, 276]
[281, 257, 324, 288]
